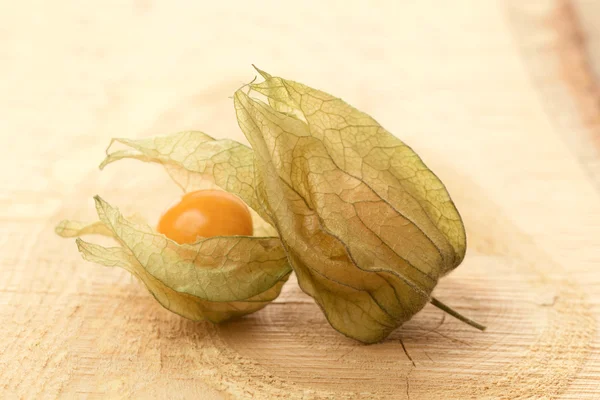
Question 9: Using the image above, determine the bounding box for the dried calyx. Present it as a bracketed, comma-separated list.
[56, 67, 485, 343]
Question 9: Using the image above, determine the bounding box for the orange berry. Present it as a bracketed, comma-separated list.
[157, 190, 253, 244]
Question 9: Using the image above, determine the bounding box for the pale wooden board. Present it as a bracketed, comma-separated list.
[2, 1, 600, 399]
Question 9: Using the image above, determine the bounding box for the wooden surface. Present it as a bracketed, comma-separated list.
[2, 1, 600, 398]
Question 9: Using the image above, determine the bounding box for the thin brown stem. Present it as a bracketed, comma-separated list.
[430, 297, 486, 331]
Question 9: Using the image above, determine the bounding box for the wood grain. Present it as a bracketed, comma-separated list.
[1, 1, 599, 398]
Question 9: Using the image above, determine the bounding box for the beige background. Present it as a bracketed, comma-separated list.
[2, 0, 600, 398]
